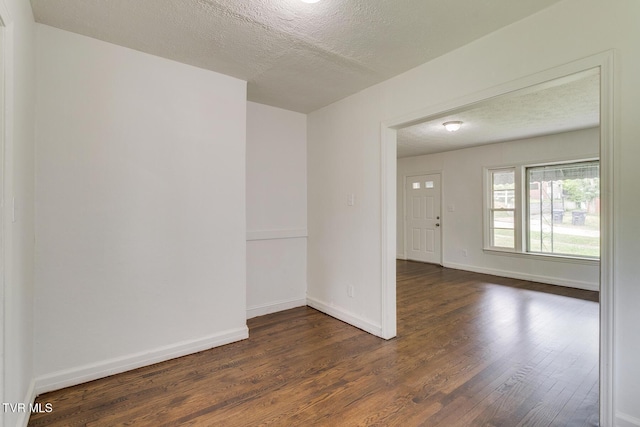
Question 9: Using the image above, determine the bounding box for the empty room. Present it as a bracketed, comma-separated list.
[2, 1, 640, 426]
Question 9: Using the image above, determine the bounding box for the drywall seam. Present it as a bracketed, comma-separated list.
[34, 327, 249, 395]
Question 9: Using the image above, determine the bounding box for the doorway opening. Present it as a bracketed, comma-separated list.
[381, 51, 614, 424]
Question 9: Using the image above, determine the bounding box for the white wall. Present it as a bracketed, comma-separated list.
[246, 102, 307, 318]
[307, 92, 384, 336]
[397, 128, 600, 290]
[308, 0, 640, 423]
[34, 25, 248, 393]
[1, 0, 37, 426]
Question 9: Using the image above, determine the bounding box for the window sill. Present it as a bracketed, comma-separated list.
[482, 248, 600, 266]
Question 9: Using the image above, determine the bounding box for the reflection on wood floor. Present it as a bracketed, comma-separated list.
[29, 260, 599, 426]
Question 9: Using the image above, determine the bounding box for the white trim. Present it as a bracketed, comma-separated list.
[396, 253, 406, 260]
[0, 24, 5, 427]
[34, 327, 249, 395]
[307, 296, 383, 338]
[480, 152, 601, 172]
[246, 228, 307, 241]
[15, 379, 36, 427]
[484, 166, 518, 251]
[0, 4, 14, 425]
[482, 248, 600, 266]
[443, 261, 599, 292]
[246, 297, 306, 319]
[380, 125, 397, 339]
[381, 51, 616, 425]
[616, 413, 640, 427]
[598, 48, 616, 427]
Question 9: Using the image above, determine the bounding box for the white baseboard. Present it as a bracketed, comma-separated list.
[247, 297, 306, 319]
[396, 253, 406, 260]
[617, 413, 640, 427]
[34, 326, 248, 395]
[306, 297, 383, 338]
[443, 262, 599, 292]
[14, 379, 36, 427]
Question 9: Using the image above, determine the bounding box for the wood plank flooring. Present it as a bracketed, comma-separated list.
[29, 261, 599, 426]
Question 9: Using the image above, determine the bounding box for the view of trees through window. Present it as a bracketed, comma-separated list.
[527, 161, 600, 258]
[488, 160, 600, 259]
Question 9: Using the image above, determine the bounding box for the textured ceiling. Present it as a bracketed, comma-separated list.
[396, 70, 600, 158]
[30, 0, 562, 113]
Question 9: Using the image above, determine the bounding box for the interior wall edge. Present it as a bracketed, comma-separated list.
[306, 297, 383, 338]
[14, 379, 36, 427]
[246, 298, 307, 319]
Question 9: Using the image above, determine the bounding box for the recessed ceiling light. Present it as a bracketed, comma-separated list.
[443, 121, 463, 132]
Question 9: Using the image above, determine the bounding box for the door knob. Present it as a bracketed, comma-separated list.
[435, 223, 440, 227]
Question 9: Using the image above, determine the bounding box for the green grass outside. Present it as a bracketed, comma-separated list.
[493, 213, 600, 258]
[528, 231, 599, 258]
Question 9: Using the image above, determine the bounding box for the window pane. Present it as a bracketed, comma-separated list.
[490, 209, 515, 249]
[412, 182, 420, 189]
[488, 169, 516, 250]
[493, 171, 515, 189]
[527, 161, 599, 258]
[492, 228, 515, 249]
[492, 170, 515, 208]
[425, 181, 434, 189]
[493, 189, 515, 208]
[492, 210, 514, 229]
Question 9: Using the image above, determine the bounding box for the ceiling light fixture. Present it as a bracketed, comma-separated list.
[443, 121, 463, 132]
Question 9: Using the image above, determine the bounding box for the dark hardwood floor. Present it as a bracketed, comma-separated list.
[29, 261, 599, 426]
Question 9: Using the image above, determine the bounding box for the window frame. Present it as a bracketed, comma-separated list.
[483, 158, 600, 262]
[525, 159, 600, 259]
[485, 167, 519, 251]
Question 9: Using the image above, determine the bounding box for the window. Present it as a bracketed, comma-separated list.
[489, 169, 516, 249]
[485, 160, 600, 259]
[527, 161, 599, 258]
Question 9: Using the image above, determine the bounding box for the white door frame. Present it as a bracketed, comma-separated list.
[402, 172, 443, 265]
[380, 51, 615, 425]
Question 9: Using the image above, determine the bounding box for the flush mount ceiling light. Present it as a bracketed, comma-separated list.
[443, 121, 463, 132]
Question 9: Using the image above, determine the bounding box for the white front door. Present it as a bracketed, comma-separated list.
[405, 173, 441, 264]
